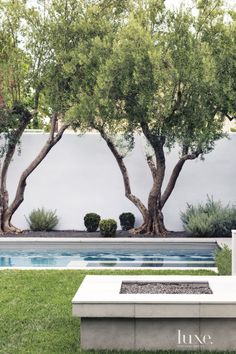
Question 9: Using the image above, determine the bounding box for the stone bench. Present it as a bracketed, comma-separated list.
[72, 275, 236, 351]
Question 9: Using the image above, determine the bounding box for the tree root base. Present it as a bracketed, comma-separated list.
[129, 223, 168, 237]
[1, 224, 22, 234]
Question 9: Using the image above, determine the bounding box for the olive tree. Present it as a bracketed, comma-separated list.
[64, 0, 236, 236]
[0, 0, 70, 233]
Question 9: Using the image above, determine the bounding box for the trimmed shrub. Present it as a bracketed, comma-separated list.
[100, 219, 117, 237]
[84, 213, 101, 232]
[181, 197, 236, 237]
[26, 208, 58, 231]
[215, 245, 232, 275]
[119, 212, 135, 230]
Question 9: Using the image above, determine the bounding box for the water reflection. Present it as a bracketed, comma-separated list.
[0, 247, 216, 268]
[0, 257, 12, 266]
[30, 257, 56, 266]
[141, 256, 164, 267]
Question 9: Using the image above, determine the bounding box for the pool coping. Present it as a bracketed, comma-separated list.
[0, 236, 231, 246]
[0, 267, 218, 271]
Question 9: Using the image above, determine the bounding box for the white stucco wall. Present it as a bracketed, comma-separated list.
[7, 133, 236, 231]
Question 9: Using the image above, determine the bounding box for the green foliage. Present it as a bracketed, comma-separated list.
[0, 0, 235, 234]
[0, 1, 30, 107]
[0, 1, 49, 152]
[119, 212, 135, 230]
[26, 208, 58, 231]
[181, 197, 236, 237]
[215, 245, 232, 275]
[62, 0, 234, 208]
[48, 0, 235, 234]
[84, 212, 101, 232]
[182, 212, 213, 237]
[100, 219, 117, 237]
[0, 0, 72, 137]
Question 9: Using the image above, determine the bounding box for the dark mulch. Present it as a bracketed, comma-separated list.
[120, 281, 213, 294]
[1, 230, 192, 238]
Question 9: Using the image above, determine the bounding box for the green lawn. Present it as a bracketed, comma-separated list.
[0, 269, 227, 354]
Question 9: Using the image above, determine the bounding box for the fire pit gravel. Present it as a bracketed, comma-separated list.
[120, 281, 213, 294]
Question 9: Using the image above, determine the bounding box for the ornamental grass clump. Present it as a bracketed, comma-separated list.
[100, 219, 117, 237]
[181, 197, 236, 237]
[84, 213, 101, 232]
[215, 245, 232, 275]
[26, 208, 58, 231]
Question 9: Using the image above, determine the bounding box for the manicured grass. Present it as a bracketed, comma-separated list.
[0, 269, 226, 354]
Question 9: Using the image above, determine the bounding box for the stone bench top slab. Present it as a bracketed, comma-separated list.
[72, 275, 236, 318]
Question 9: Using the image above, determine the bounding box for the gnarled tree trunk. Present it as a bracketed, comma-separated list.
[97, 121, 201, 236]
[0, 110, 32, 233]
[134, 123, 167, 236]
[0, 114, 69, 233]
[96, 124, 149, 226]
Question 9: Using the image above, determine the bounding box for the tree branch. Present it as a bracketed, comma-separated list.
[168, 80, 182, 119]
[146, 155, 157, 179]
[49, 113, 58, 141]
[225, 113, 236, 121]
[140, 121, 152, 142]
[94, 123, 148, 221]
[0, 111, 32, 214]
[141, 120, 166, 211]
[6, 118, 69, 218]
[140, 121, 165, 162]
[161, 150, 201, 208]
[1, 116, 31, 178]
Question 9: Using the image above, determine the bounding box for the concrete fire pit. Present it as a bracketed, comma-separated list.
[72, 275, 236, 351]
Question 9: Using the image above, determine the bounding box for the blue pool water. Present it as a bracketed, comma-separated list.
[0, 247, 216, 268]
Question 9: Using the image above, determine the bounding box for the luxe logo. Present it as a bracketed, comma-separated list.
[177, 329, 213, 346]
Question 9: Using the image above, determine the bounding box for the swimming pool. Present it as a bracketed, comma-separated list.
[0, 239, 218, 268]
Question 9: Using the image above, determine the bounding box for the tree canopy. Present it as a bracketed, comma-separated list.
[62, 0, 236, 234]
[0, 0, 235, 234]
[0, 0, 69, 232]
